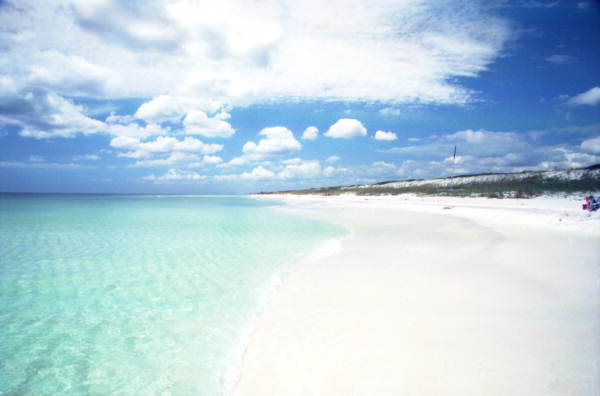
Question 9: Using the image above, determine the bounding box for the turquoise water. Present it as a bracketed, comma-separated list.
[0, 194, 344, 395]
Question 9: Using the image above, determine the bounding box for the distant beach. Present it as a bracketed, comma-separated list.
[235, 194, 600, 395]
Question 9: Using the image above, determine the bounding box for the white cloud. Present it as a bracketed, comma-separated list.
[289, 160, 398, 184]
[242, 126, 301, 159]
[244, 166, 277, 180]
[220, 156, 250, 168]
[29, 155, 44, 162]
[138, 153, 222, 168]
[379, 107, 401, 116]
[279, 159, 321, 180]
[110, 135, 222, 168]
[302, 126, 319, 140]
[25, 50, 112, 97]
[216, 165, 277, 181]
[323, 165, 336, 177]
[384, 129, 526, 159]
[581, 136, 600, 154]
[183, 110, 235, 138]
[545, 54, 574, 65]
[0, 160, 91, 170]
[557, 123, 600, 135]
[132, 152, 201, 167]
[326, 156, 341, 163]
[70, 0, 184, 53]
[446, 129, 521, 145]
[0, 1, 512, 105]
[216, 158, 324, 181]
[0, 81, 177, 139]
[110, 136, 222, 156]
[567, 87, 600, 106]
[143, 168, 205, 183]
[324, 118, 367, 139]
[0, 90, 231, 142]
[0, 87, 106, 139]
[201, 155, 223, 165]
[134, 95, 220, 122]
[104, 115, 169, 138]
[370, 161, 397, 173]
[73, 154, 100, 161]
[381, 128, 600, 178]
[134, 95, 182, 122]
[374, 130, 398, 141]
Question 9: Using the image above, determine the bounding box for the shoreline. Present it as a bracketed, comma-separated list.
[234, 194, 599, 395]
[225, 234, 351, 396]
[225, 205, 352, 396]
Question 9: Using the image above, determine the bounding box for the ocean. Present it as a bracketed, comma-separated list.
[0, 194, 344, 395]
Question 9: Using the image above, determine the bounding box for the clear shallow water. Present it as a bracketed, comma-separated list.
[0, 194, 344, 395]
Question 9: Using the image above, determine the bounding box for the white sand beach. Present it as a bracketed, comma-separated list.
[234, 194, 600, 396]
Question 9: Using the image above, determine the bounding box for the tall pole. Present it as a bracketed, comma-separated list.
[452, 145, 456, 176]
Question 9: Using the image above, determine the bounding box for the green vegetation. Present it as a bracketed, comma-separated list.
[259, 166, 600, 198]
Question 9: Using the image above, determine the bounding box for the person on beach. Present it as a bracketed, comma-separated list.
[583, 195, 599, 212]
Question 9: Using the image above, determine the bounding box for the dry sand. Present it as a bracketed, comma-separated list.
[234, 195, 600, 396]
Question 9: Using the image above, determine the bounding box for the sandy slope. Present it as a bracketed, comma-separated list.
[233, 195, 600, 396]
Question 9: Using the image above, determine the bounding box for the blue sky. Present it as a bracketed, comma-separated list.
[1, 0, 599, 193]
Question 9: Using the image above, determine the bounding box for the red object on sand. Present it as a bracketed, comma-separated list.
[583, 204, 588, 210]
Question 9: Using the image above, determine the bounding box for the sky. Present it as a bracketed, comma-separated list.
[0, 0, 599, 194]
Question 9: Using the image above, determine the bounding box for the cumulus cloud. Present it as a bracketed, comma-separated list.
[244, 166, 277, 180]
[73, 154, 100, 161]
[580, 136, 600, 154]
[242, 126, 301, 160]
[135, 153, 223, 168]
[446, 129, 522, 145]
[219, 156, 250, 168]
[324, 118, 367, 139]
[379, 107, 401, 116]
[374, 130, 398, 141]
[216, 165, 277, 181]
[326, 156, 341, 163]
[385, 129, 526, 159]
[0, 81, 177, 139]
[134, 95, 221, 122]
[567, 87, 600, 106]
[279, 159, 321, 180]
[132, 152, 201, 168]
[0, 86, 105, 138]
[143, 168, 205, 183]
[370, 161, 397, 173]
[104, 115, 170, 139]
[183, 110, 235, 138]
[111, 135, 222, 156]
[110, 135, 222, 169]
[0, 84, 232, 142]
[199, 155, 223, 165]
[383, 128, 600, 178]
[217, 158, 324, 181]
[302, 126, 319, 140]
